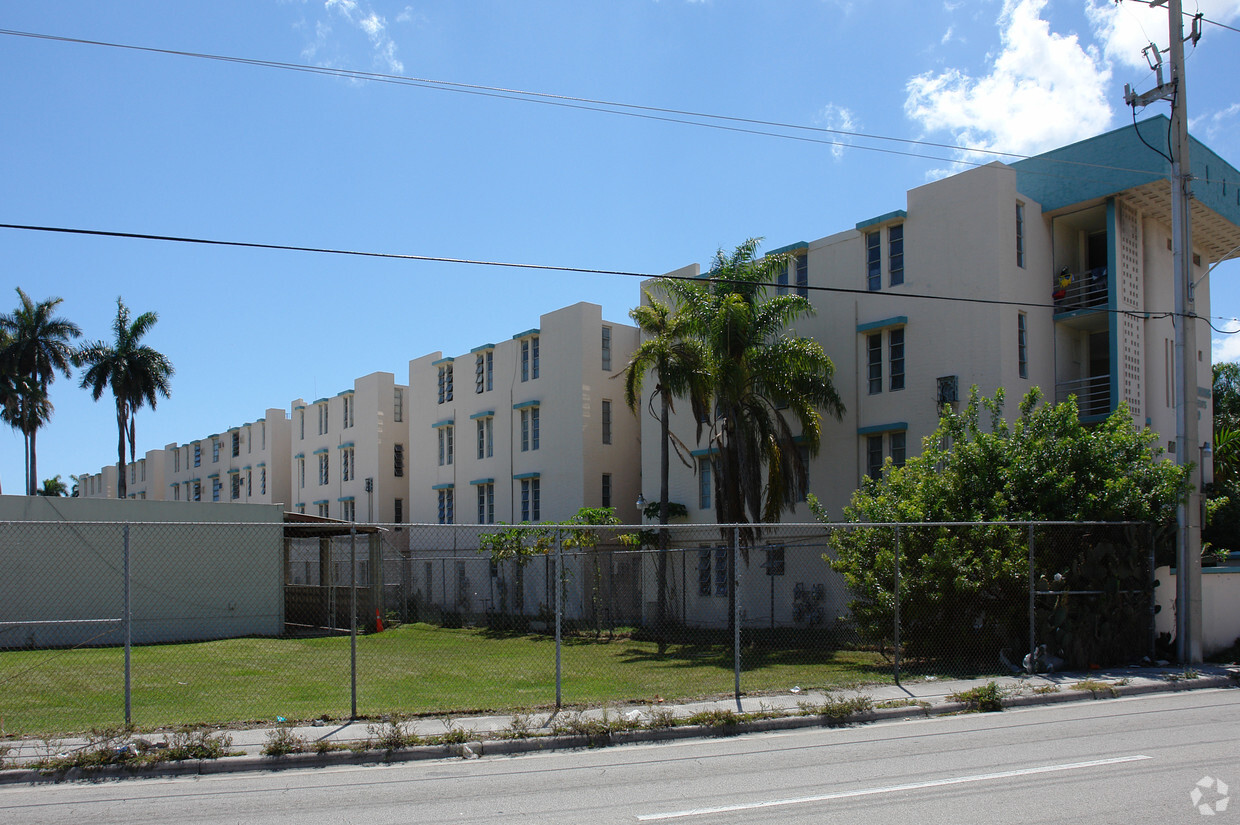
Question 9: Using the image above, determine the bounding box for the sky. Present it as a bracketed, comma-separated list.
[3, 0, 1240, 493]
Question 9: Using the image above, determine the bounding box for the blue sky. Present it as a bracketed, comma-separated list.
[3, 0, 1239, 493]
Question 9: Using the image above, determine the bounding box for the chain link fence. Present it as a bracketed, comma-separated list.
[0, 519, 1156, 736]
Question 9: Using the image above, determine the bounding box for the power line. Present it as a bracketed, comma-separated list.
[2, 220, 1222, 324]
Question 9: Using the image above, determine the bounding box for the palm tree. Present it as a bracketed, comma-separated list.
[0, 289, 83, 495]
[79, 298, 174, 499]
[622, 291, 710, 633]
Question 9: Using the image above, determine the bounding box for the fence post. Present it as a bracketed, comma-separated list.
[893, 525, 900, 687]
[1028, 523, 1036, 673]
[733, 526, 742, 712]
[123, 523, 132, 726]
[350, 524, 357, 720]
[555, 528, 563, 709]
[1149, 523, 1158, 662]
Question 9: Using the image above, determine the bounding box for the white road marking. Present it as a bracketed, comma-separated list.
[635, 754, 1153, 821]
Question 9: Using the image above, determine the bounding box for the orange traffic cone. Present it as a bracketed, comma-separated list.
[375, 609, 384, 633]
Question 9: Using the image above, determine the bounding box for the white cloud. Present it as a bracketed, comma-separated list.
[1214, 319, 1240, 363]
[904, 0, 1114, 159]
[306, 0, 404, 74]
[816, 104, 859, 161]
[1191, 102, 1240, 144]
[941, 25, 958, 46]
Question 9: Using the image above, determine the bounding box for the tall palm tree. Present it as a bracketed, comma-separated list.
[666, 238, 846, 528]
[0, 289, 83, 495]
[79, 298, 174, 499]
[622, 291, 710, 632]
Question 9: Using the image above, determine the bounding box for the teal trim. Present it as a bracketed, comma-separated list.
[431, 356, 455, 366]
[313, 499, 328, 506]
[292, 405, 306, 410]
[857, 422, 908, 436]
[207, 433, 219, 439]
[856, 315, 909, 333]
[512, 328, 540, 339]
[227, 468, 239, 474]
[470, 410, 496, 420]
[855, 210, 907, 231]
[256, 417, 266, 423]
[257, 462, 266, 467]
[690, 448, 718, 457]
[513, 400, 540, 410]
[312, 398, 329, 405]
[242, 465, 252, 471]
[337, 441, 354, 449]
[513, 472, 541, 480]
[337, 496, 355, 502]
[294, 452, 304, 459]
[207, 473, 220, 479]
[470, 343, 496, 353]
[432, 482, 455, 491]
[470, 478, 495, 486]
[431, 418, 454, 428]
[1053, 306, 1107, 323]
[767, 241, 809, 256]
[313, 448, 329, 455]
[1107, 198, 1120, 416]
[336, 389, 354, 397]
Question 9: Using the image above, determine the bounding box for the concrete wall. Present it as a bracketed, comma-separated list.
[1154, 563, 1240, 657]
[0, 495, 284, 647]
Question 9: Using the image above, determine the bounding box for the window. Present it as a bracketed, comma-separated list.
[532, 336, 540, 379]
[477, 418, 493, 459]
[341, 500, 355, 522]
[601, 473, 611, 508]
[174, 449, 181, 472]
[341, 447, 354, 482]
[866, 230, 881, 291]
[212, 478, 221, 502]
[486, 351, 493, 391]
[1017, 313, 1028, 379]
[193, 443, 201, 467]
[246, 469, 252, 496]
[131, 465, 136, 484]
[394, 388, 403, 422]
[438, 425, 454, 466]
[476, 354, 486, 393]
[438, 488, 455, 524]
[212, 439, 220, 463]
[260, 467, 267, 496]
[231, 432, 240, 457]
[888, 224, 904, 286]
[394, 498, 403, 524]
[699, 457, 712, 510]
[246, 426, 252, 455]
[1016, 203, 1026, 268]
[437, 364, 454, 404]
[318, 402, 329, 435]
[520, 407, 540, 452]
[794, 252, 808, 298]
[193, 480, 201, 501]
[394, 444, 405, 477]
[317, 502, 329, 518]
[318, 453, 329, 485]
[521, 339, 530, 382]
[868, 333, 882, 394]
[601, 325, 612, 371]
[298, 457, 305, 489]
[867, 435, 884, 480]
[299, 409, 305, 440]
[173, 484, 181, 501]
[698, 548, 729, 597]
[230, 473, 240, 500]
[891, 431, 907, 468]
[889, 328, 905, 391]
[521, 478, 541, 521]
[602, 399, 612, 445]
[342, 395, 354, 429]
[477, 483, 495, 524]
[261, 422, 266, 450]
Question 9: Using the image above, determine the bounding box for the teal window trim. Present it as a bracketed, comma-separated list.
[513, 472, 541, 480]
[313, 499, 329, 506]
[431, 418, 454, 429]
[512, 328, 540, 340]
[513, 400, 540, 410]
[313, 448, 329, 455]
[690, 448, 718, 457]
[470, 410, 496, 420]
[857, 315, 909, 333]
[242, 465, 252, 471]
[432, 482, 456, 491]
[311, 398, 329, 406]
[470, 343, 496, 353]
[337, 495, 355, 502]
[856, 209, 907, 231]
[292, 404, 306, 411]
[294, 452, 304, 459]
[257, 462, 267, 468]
[336, 389, 354, 397]
[470, 478, 496, 486]
[207, 473, 220, 480]
[431, 356, 455, 366]
[337, 441, 354, 450]
[766, 241, 809, 256]
[857, 422, 908, 436]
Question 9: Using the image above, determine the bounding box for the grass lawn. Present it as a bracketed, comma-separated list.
[0, 623, 894, 737]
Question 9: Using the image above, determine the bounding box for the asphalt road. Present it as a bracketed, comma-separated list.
[2, 689, 1235, 824]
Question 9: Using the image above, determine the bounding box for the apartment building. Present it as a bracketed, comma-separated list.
[406, 302, 641, 526]
[163, 410, 292, 507]
[290, 372, 408, 523]
[77, 450, 164, 500]
[644, 118, 1238, 526]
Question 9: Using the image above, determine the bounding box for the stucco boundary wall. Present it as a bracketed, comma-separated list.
[1155, 564, 1240, 657]
[0, 496, 284, 647]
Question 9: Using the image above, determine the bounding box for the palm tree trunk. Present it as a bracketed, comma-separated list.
[27, 424, 37, 496]
[116, 403, 128, 499]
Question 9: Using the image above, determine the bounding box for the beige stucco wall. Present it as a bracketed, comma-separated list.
[1154, 564, 1240, 656]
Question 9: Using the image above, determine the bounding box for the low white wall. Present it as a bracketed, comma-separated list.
[0, 495, 285, 647]
[1154, 564, 1240, 656]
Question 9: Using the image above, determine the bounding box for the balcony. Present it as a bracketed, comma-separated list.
[1053, 266, 1108, 316]
[1055, 374, 1111, 419]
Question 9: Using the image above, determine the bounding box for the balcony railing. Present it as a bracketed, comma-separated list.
[1056, 374, 1111, 418]
[1053, 267, 1108, 314]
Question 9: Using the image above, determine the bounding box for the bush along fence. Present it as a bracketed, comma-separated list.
[0, 519, 1156, 736]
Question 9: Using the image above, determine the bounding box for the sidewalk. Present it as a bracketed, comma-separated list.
[3, 664, 1236, 783]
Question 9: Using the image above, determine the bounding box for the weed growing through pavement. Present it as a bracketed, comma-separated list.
[797, 693, 874, 723]
[262, 725, 308, 757]
[1070, 679, 1118, 698]
[498, 713, 536, 740]
[948, 681, 1004, 713]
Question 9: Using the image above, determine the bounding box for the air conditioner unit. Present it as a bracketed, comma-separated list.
[937, 375, 959, 406]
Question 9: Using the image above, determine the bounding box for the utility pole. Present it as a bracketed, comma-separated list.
[1125, 0, 1202, 663]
